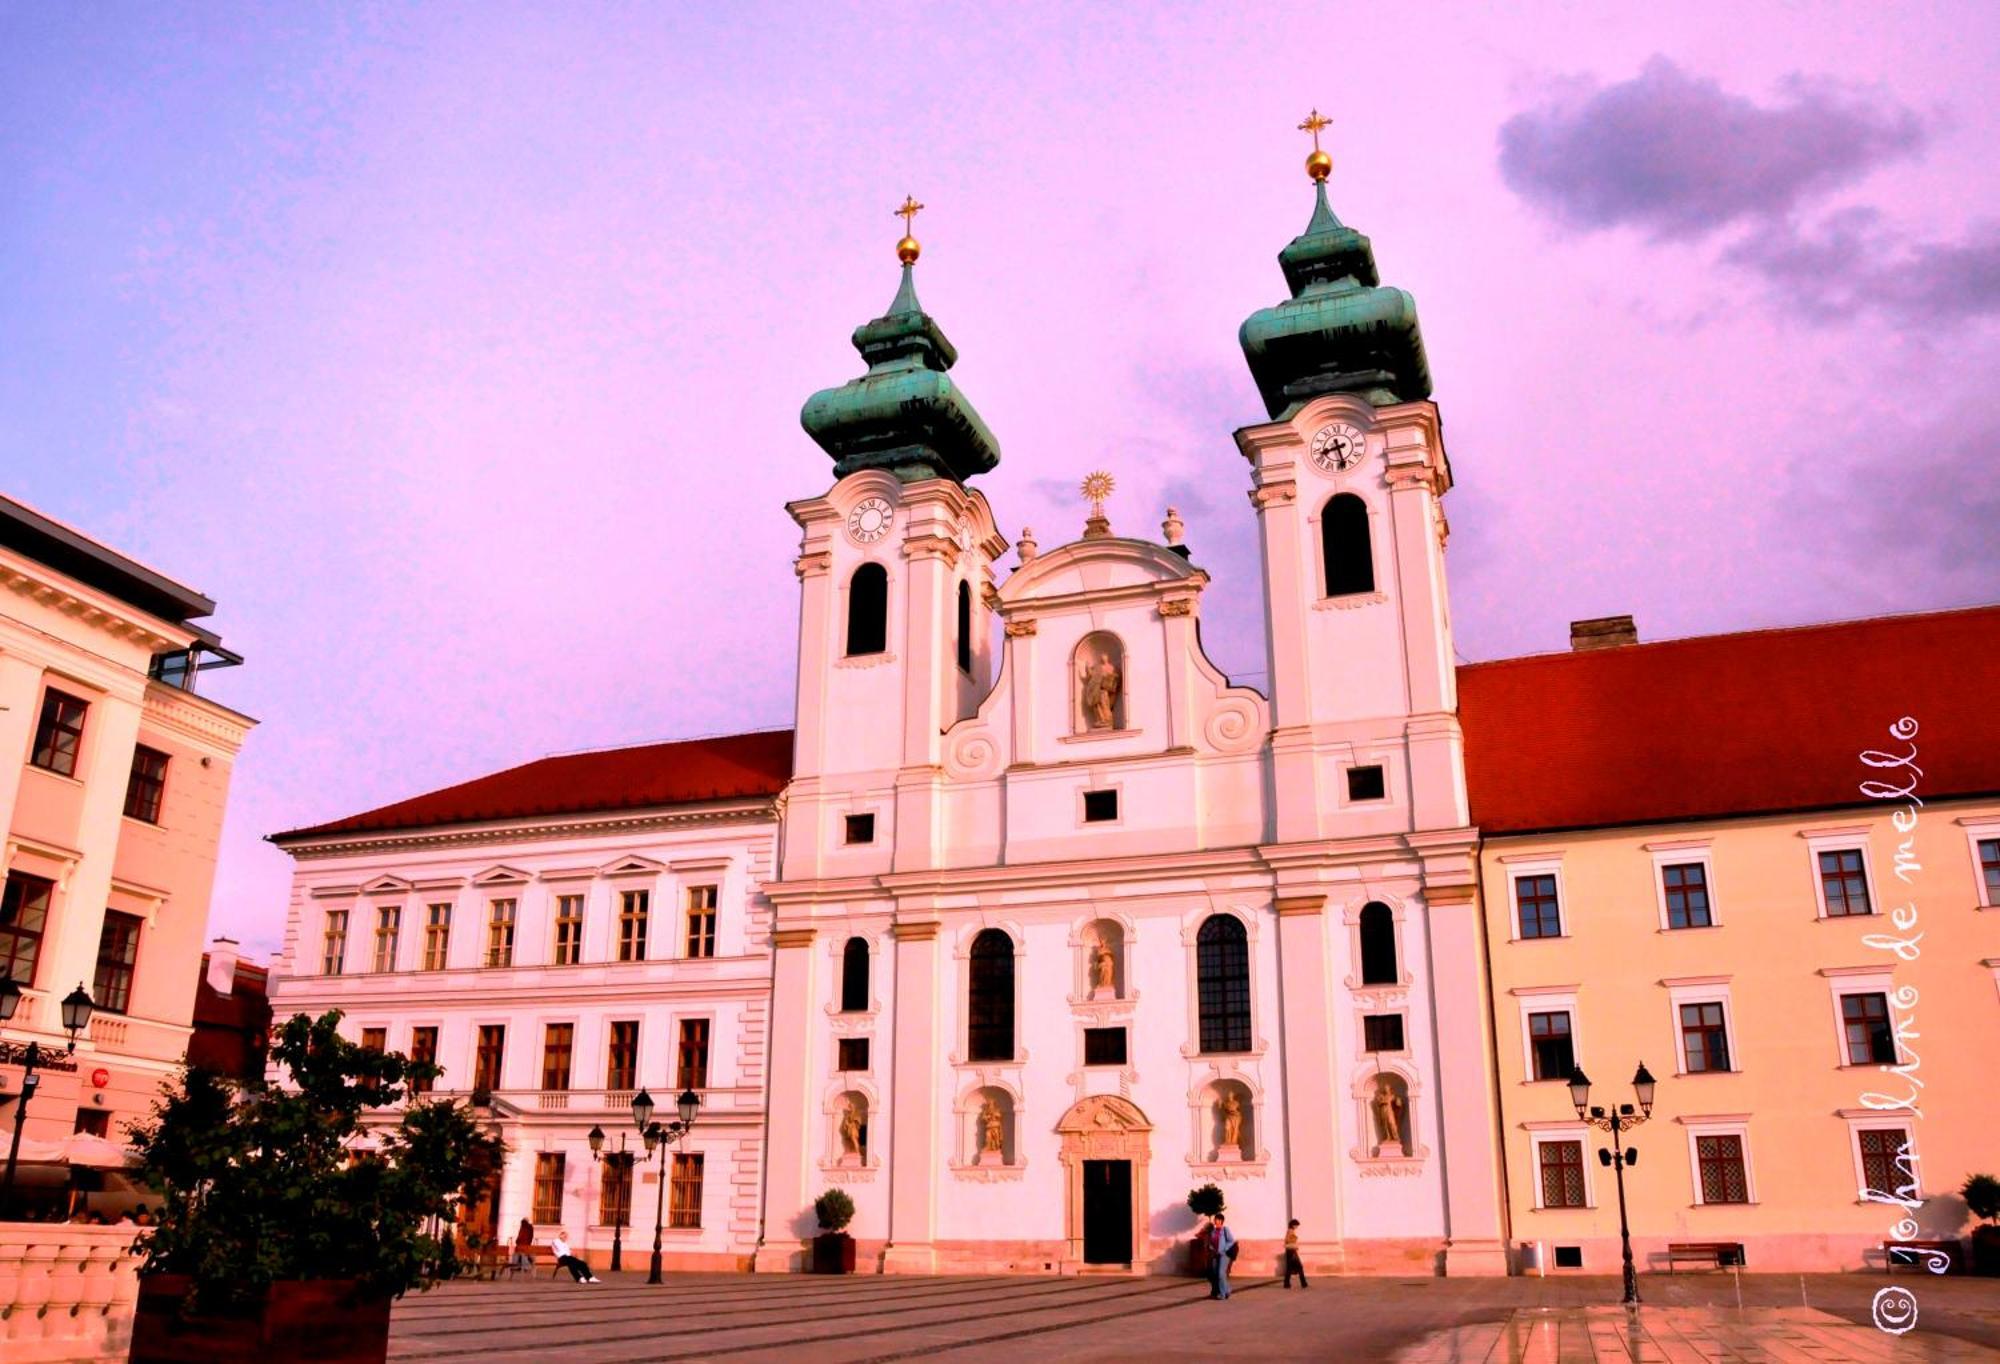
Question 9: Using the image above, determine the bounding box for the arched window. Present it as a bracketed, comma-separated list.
[967, 929, 1015, 1061]
[1195, 915, 1251, 1054]
[840, 937, 870, 1013]
[1321, 494, 1374, 597]
[846, 563, 888, 656]
[956, 580, 972, 674]
[1359, 901, 1397, 985]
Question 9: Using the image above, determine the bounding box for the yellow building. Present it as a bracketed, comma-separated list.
[1463, 607, 1999, 1273]
[1, 494, 252, 1181]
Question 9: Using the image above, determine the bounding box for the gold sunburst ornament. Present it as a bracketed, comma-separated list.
[1080, 470, 1115, 538]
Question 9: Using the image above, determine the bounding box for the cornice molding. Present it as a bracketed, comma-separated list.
[274, 799, 779, 860]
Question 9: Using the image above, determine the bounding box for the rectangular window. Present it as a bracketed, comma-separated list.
[422, 904, 451, 970]
[1083, 1026, 1128, 1066]
[1858, 1128, 1913, 1200]
[485, 899, 516, 967]
[1362, 1013, 1405, 1053]
[473, 1024, 505, 1093]
[1082, 789, 1119, 823]
[836, 1037, 869, 1072]
[844, 813, 875, 845]
[123, 745, 170, 823]
[533, 1152, 566, 1224]
[553, 895, 584, 966]
[1528, 1010, 1575, 1082]
[1819, 849, 1873, 917]
[668, 1152, 704, 1229]
[606, 1020, 639, 1091]
[1552, 1245, 1584, 1269]
[600, 1157, 632, 1227]
[73, 1108, 111, 1137]
[1662, 862, 1712, 929]
[684, 885, 717, 959]
[542, 1023, 574, 1091]
[360, 1026, 387, 1053]
[1695, 1133, 1749, 1204]
[676, 1018, 710, 1090]
[1516, 874, 1562, 939]
[617, 890, 650, 962]
[1345, 765, 1386, 802]
[30, 689, 88, 776]
[1680, 1002, 1732, 1073]
[1980, 838, 2000, 905]
[1842, 992, 1896, 1065]
[1539, 1140, 1586, 1208]
[0, 872, 54, 987]
[92, 911, 142, 1014]
[409, 1026, 439, 1094]
[321, 909, 349, 976]
[372, 906, 401, 973]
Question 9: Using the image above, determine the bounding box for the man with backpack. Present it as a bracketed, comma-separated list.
[1206, 1213, 1238, 1299]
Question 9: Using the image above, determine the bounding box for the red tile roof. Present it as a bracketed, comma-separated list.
[271, 729, 793, 841]
[1458, 605, 2000, 835]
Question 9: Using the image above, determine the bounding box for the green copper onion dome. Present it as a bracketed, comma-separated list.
[801, 212, 1001, 484]
[1239, 174, 1433, 417]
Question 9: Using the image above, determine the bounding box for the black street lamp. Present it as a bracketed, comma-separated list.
[634, 1087, 701, 1286]
[1, 981, 96, 1219]
[1569, 1062, 1658, 1306]
[587, 1089, 660, 1275]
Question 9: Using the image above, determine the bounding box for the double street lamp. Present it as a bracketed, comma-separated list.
[588, 1086, 699, 1284]
[1567, 1061, 1658, 1306]
[0, 979, 98, 1219]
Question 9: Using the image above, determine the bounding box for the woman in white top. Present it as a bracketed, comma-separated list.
[547, 1231, 599, 1283]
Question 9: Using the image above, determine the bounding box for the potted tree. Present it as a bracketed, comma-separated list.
[1964, 1173, 2000, 1275]
[1185, 1183, 1225, 1276]
[812, 1188, 858, 1274]
[126, 1011, 502, 1363]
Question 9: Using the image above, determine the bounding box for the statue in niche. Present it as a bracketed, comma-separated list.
[839, 1100, 864, 1158]
[1217, 1091, 1244, 1147]
[1089, 938, 1116, 994]
[978, 1097, 1006, 1155]
[1080, 651, 1122, 730]
[1372, 1077, 1405, 1153]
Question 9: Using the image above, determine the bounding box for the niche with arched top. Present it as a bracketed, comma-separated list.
[968, 1085, 1015, 1166]
[1073, 630, 1127, 733]
[1366, 1072, 1412, 1158]
[1204, 1079, 1255, 1162]
[834, 1090, 870, 1165]
[1081, 918, 1126, 999]
[1358, 901, 1398, 985]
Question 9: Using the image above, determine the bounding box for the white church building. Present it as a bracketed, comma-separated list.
[268, 148, 1511, 1278]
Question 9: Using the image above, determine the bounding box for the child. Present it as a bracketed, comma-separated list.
[1283, 1218, 1308, 1288]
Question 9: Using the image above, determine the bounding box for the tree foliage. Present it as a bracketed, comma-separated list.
[814, 1187, 855, 1232]
[126, 1011, 504, 1316]
[1964, 1173, 2000, 1224]
[1185, 1183, 1225, 1218]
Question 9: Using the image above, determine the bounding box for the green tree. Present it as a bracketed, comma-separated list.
[1964, 1173, 2000, 1224]
[1185, 1183, 1225, 1219]
[127, 1011, 504, 1315]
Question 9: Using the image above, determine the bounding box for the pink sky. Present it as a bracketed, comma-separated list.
[4, 4, 1995, 959]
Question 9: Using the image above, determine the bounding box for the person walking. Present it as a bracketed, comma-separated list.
[1283, 1218, 1308, 1288]
[1206, 1213, 1238, 1300]
[548, 1231, 600, 1283]
[511, 1218, 535, 1273]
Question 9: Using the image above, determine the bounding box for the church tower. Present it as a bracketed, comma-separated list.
[781, 201, 1008, 884]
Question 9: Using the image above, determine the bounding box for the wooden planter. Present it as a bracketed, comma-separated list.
[131, 1275, 393, 1363]
[1187, 1235, 1213, 1277]
[812, 1232, 857, 1274]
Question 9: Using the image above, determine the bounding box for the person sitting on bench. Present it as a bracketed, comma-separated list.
[549, 1231, 599, 1283]
[510, 1218, 535, 1273]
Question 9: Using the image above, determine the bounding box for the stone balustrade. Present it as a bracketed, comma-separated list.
[0, 1225, 141, 1363]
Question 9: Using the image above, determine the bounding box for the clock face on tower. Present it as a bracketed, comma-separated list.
[846, 496, 893, 544]
[1309, 422, 1366, 473]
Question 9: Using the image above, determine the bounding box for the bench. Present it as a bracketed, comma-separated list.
[1665, 1242, 1745, 1272]
[1885, 1240, 1960, 1275]
[500, 1245, 567, 1279]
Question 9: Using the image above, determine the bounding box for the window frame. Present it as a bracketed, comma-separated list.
[1530, 1129, 1594, 1210]
[1960, 819, 2000, 908]
[1513, 987, 1580, 1084]
[408, 1025, 439, 1094]
[1, 871, 55, 989]
[1683, 1122, 1755, 1206]
[532, 1152, 566, 1225]
[1647, 844, 1718, 931]
[540, 1021, 575, 1092]
[1357, 900, 1399, 985]
[675, 1016, 711, 1090]
[842, 812, 876, 846]
[321, 908, 349, 976]
[845, 562, 889, 657]
[371, 904, 401, 973]
[472, 1023, 506, 1094]
[1083, 1026, 1128, 1067]
[92, 910, 144, 1015]
[966, 928, 1017, 1063]
[616, 888, 651, 962]
[552, 894, 585, 966]
[1677, 1000, 1734, 1075]
[667, 1151, 704, 1229]
[600, 1155, 633, 1227]
[684, 884, 718, 959]
[836, 1036, 870, 1073]
[1527, 1009, 1576, 1083]
[1344, 764, 1388, 805]
[123, 744, 170, 824]
[30, 688, 89, 777]
[1079, 787, 1120, 825]
[1666, 980, 1736, 1077]
[1504, 860, 1567, 942]
[1318, 491, 1376, 598]
[422, 903, 452, 971]
[1803, 832, 1877, 919]
[605, 1019, 640, 1092]
[1845, 1116, 1920, 1204]
[839, 937, 871, 1013]
[1839, 990, 1898, 1067]
[484, 898, 517, 968]
[1194, 913, 1252, 1056]
[1361, 1012, 1406, 1055]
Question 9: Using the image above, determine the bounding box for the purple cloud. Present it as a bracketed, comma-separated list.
[1725, 210, 2000, 325]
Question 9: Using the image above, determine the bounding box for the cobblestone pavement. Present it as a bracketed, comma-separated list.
[388, 1272, 2000, 1363]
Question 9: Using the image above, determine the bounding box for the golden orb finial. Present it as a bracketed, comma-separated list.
[894, 195, 925, 264]
[1298, 109, 1333, 182]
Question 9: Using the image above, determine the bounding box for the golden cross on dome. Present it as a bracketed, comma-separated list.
[1297, 109, 1333, 182]
[894, 195, 925, 264]
[894, 195, 925, 232]
[1297, 109, 1331, 151]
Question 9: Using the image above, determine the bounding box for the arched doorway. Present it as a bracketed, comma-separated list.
[1055, 1095, 1152, 1268]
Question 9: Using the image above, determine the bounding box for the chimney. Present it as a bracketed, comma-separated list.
[205, 937, 240, 996]
[1570, 615, 1638, 651]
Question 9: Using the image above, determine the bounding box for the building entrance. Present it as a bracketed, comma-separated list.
[1081, 1159, 1133, 1263]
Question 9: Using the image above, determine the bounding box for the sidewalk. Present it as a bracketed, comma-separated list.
[1395, 1306, 1998, 1363]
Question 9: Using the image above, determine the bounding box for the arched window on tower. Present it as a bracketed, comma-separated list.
[1195, 915, 1251, 1054]
[1321, 494, 1374, 597]
[967, 929, 1015, 1061]
[956, 580, 973, 674]
[840, 937, 870, 1013]
[1359, 902, 1398, 985]
[846, 563, 888, 656]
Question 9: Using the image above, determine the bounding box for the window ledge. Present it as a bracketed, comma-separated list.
[25, 764, 85, 788]
[835, 652, 897, 670]
[1057, 728, 1141, 745]
[1314, 591, 1388, 611]
[1659, 924, 1723, 933]
[1509, 935, 1573, 944]
[1674, 1070, 1741, 1078]
[1691, 1202, 1758, 1209]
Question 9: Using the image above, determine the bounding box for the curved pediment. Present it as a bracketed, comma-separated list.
[1055, 1094, 1152, 1133]
[998, 536, 1202, 609]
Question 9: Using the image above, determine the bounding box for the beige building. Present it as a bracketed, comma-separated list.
[1464, 607, 2000, 1273]
[1, 494, 252, 1161]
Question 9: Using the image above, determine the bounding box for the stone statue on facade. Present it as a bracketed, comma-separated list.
[1089, 938, 1116, 996]
[839, 1099, 864, 1163]
[1216, 1091, 1243, 1160]
[1080, 652, 1121, 730]
[977, 1097, 1005, 1164]
[1372, 1077, 1404, 1153]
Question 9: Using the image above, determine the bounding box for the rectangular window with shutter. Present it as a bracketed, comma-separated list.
[606, 1020, 639, 1091]
[676, 1018, 710, 1090]
[668, 1152, 703, 1228]
[1539, 1140, 1586, 1208]
[542, 1023, 574, 1091]
[533, 1152, 566, 1224]
[1696, 1134, 1750, 1204]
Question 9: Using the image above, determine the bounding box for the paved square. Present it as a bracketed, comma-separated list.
[389, 1272, 2000, 1362]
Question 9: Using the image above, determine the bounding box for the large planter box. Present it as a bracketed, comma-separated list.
[812, 1232, 857, 1274]
[1187, 1236, 1213, 1276]
[131, 1275, 392, 1363]
[1972, 1226, 2000, 1276]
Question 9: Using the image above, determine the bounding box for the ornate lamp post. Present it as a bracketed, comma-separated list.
[633, 1087, 701, 1286]
[1568, 1062, 1658, 1306]
[1, 981, 96, 1218]
[587, 1087, 660, 1275]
